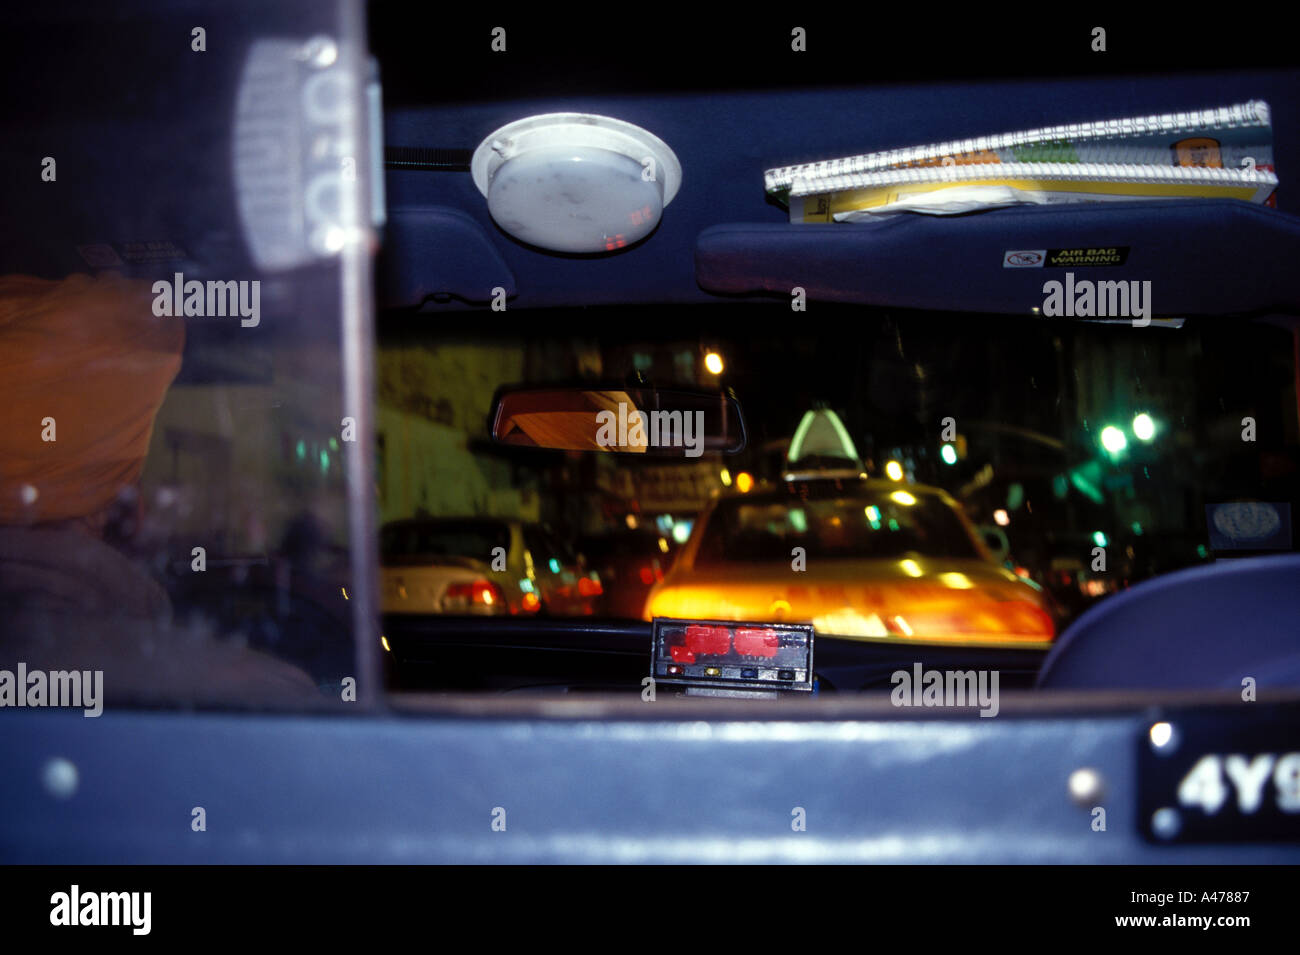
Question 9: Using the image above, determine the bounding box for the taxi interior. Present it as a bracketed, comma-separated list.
[2, 5, 1299, 863]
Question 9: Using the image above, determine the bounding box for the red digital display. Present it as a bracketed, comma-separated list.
[670, 645, 696, 664]
[733, 627, 780, 658]
[684, 624, 731, 656]
[652, 618, 814, 693]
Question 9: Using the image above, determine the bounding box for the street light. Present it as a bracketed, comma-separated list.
[1132, 413, 1155, 441]
[704, 352, 724, 375]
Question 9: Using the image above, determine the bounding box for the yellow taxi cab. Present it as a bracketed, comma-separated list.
[644, 472, 1056, 647]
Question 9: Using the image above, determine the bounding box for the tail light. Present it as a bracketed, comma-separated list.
[577, 575, 603, 597]
[441, 579, 505, 613]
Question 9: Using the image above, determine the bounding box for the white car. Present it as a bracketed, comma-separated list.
[380, 518, 600, 616]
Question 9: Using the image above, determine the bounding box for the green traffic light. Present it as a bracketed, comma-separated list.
[1092, 531, 1108, 548]
[940, 443, 958, 465]
[1132, 413, 1155, 441]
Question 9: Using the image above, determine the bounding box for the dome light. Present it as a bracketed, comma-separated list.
[471, 113, 681, 254]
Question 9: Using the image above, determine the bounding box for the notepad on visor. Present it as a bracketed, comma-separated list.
[768, 101, 1278, 222]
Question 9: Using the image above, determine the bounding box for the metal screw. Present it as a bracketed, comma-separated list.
[1152, 807, 1181, 839]
[1067, 767, 1104, 805]
[1148, 721, 1179, 754]
[42, 757, 79, 799]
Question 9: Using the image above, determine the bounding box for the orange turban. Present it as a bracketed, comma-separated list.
[0, 273, 184, 523]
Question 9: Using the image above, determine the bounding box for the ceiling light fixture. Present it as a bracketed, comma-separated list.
[471, 113, 681, 254]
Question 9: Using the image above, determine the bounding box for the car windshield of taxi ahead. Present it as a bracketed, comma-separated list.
[371, 311, 1299, 705]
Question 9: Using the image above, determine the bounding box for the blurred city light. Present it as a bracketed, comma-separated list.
[890, 490, 917, 506]
[1100, 426, 1127, 453]
[1092, 531, 1108, 547]
[1132, 413, 1156, 441]
[993, 509, 1010, 526]
[704, 352, 724, 375]
[735, 471, 754, 493]
[719, 468, 732, 486]
[884, 460, 904, 481]
[940, 443, 958, 465]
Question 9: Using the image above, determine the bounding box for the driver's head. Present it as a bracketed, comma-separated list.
[0, 272, 185, 527]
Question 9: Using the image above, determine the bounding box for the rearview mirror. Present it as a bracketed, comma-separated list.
[490, 385, 746, 457]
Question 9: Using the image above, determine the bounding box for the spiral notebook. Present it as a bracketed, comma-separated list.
[769, 101, 1278, 221]
[791, 161, 1279, 223]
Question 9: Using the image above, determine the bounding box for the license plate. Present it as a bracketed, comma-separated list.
[1138, 708, 1300, 843]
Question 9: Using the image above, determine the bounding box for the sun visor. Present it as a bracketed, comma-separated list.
[696, 199, 1300, 316]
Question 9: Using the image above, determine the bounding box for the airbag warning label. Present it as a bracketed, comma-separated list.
[1045, 247, 1129, 267]
[1004, 247, 1130, 268]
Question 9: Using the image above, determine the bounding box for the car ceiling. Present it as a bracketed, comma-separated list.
[380, 67, 1300, 312]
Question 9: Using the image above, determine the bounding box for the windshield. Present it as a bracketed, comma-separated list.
[375, 309, 1298, 646]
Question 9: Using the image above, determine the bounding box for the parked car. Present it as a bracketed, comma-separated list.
[380, 518, 600, 616]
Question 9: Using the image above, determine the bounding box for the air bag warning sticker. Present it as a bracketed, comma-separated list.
[1045, 247, 1129, 267]
[1004, 247, 1129, 268]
